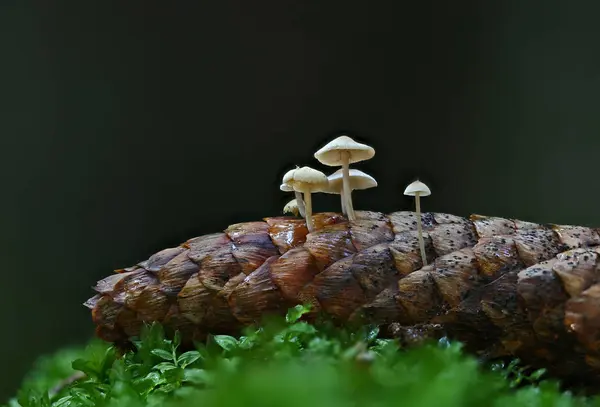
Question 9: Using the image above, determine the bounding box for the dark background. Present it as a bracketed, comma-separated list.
[2, 0, 600, 400]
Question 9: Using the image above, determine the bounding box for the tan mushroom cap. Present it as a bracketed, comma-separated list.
[291, 166, 329, 193]
[404, 180, 431, 197]
[314, 135, 375, 166]
[283, 199, 299, 216]
[324, 169, 377, 193]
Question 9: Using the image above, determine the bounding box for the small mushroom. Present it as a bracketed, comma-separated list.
[404, 180, 431, 266]
[289, 166, 329, 232]
[281, 168, 306, 218]
[324, 169, 377, 215]
[283, 199, 300, 216]
[314, 135, 375, 221]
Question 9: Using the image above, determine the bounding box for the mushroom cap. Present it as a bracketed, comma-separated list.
[283, 199, 299, 216]
[314, 135, 375, 166]
[404, 180, 431, 197]
[281, 167, 301, 191]
[282, 168, 297, 184]
[291, 166, 329, 193]
[323, 169, 378, 194]
[280, 183, 294, 192]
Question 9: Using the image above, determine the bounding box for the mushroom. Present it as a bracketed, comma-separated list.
[403, 180, 431, 266]
[281, 168, 306, 218]
[324, 169, 377, 215]
[283, 199, 300, 216]
[314, 135, 375, 221]
[289, 166, 329, 232]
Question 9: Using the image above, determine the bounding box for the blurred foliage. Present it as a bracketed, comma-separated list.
[3, 305, 595, 407]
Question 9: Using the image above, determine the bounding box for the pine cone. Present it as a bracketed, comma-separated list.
[85, 210, 600, 385]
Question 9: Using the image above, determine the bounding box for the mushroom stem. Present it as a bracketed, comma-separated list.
[341, 151, 355, 221]
[294, 191, 306, 218]
[415, 192, 427, 266]
[304, 191, 314, 232]
[347, 189, 355, 215]
[340, 187, 346, 215]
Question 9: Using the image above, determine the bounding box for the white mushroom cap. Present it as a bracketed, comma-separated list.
[282, 168, 297, 184]
[280, 183, 293, 192]
[291, 166, 328, 193]
[314, 135, 375, 166]
[324, 169, 377, 193]
[404, 180, 431, 197]
[281, 167, 299, 190]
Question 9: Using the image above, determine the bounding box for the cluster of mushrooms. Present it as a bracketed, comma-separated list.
[280, 135, 432, 265]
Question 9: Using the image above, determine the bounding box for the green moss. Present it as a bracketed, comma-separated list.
[4, 306, 595, 407]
